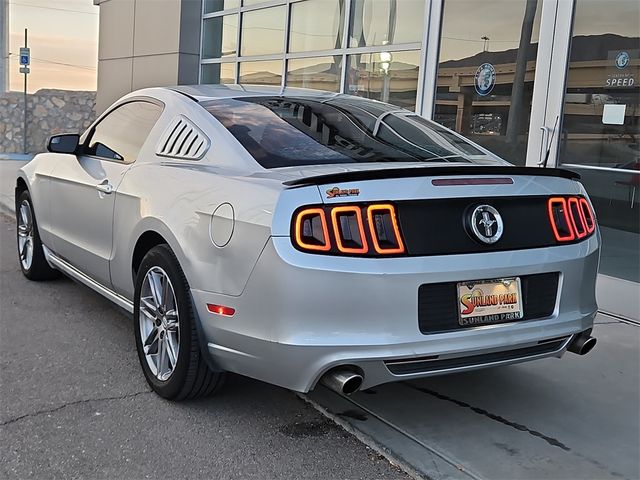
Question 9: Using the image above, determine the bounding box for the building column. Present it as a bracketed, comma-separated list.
[1, 0, 8, 93]
[94, 0, 202, 113]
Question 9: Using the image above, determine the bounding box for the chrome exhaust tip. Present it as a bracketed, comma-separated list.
[320, 369, 363, 395]
[568, 331, 597, 356]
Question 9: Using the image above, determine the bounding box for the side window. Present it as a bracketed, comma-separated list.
[86, 101, 163, 163]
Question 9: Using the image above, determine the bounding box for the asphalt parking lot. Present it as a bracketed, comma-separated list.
[0, 214, 408, 479]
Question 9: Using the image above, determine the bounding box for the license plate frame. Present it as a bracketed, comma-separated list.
[457, 277, 524, 327]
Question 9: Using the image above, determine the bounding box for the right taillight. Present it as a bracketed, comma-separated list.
[547, 196, 596, 243]
[292, 203, 405, 256]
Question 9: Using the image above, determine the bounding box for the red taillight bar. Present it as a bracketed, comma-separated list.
[366, 204, 405, 254]
[567, 197, 587, 239]
[294, 208, 331, 252]
[548, 197, 576, 242]
[331, 206, 369, 254]
[579, 198, 596, 234]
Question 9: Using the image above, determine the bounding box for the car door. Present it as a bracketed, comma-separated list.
[48, 100, 163, 288]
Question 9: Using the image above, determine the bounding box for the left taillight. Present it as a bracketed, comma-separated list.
[292, 203, 405, 256]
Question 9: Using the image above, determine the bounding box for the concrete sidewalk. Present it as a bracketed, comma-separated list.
[0, 156, 30, 214]
[308, 316, 639, 480]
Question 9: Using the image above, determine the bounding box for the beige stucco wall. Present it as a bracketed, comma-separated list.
[94, 0, 201, 113]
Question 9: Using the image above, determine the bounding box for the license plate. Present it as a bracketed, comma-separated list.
[457, 277, 523, 327]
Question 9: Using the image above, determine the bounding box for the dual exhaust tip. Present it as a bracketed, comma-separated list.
[320, 331, 596, 395]
[320, 368, 363, 395]
[567, 330, 597, 356]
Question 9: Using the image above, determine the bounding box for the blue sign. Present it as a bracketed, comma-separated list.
[615, 51, 630, 69]
[474, 63, 496, 96]
[19, 47, 30, 66]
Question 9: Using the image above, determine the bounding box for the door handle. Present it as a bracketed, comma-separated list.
[538, 116, 560, 167]
[95, 181, 113, 195]
[538, 126, 551, 166]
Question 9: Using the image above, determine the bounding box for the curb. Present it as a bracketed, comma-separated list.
[297, 392, 428, 480]
[0, 154, 34, 162]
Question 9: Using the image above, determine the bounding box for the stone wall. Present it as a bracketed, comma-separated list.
[0, 89, 96, 153]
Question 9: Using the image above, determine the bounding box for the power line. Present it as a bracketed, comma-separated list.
[32, 56, 96, 70]
[8, 52, 97, 70]
[8, 2, 99, 16]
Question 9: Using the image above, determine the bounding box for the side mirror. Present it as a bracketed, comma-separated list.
[47, 134, 80, 154]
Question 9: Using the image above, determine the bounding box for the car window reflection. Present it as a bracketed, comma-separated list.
[204, 96, 499, 168]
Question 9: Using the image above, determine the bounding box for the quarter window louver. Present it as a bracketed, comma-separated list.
[156, 116, 210, 160]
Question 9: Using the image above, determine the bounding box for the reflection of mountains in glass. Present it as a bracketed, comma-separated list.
[242, 61, 419, 85]
[288, 61, 418, 77]
[441, 34, 639, 67]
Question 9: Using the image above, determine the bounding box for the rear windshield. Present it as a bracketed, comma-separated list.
[203, 96, 500, 169]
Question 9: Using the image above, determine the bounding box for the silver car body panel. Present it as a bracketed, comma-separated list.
[17, 85, 600, 393]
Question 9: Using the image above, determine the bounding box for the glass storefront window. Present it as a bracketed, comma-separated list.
[289, 0, 344, 53]
[345, 50, 420, 111]
[240, 6, 286, 57]
[204, 0, 240, 14]
[243, 0, 271, 6]
[202, 15, 238, 59]
[239, 60, 283, 86]
[286, 56, 342, 92]
[349, 0, 424, 48]
[434, 0, 541, 166]
[201, 63, 236, 84]
[558, 0, 639, 283]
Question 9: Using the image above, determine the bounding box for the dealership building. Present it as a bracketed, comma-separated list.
[94, 0, 639, 320]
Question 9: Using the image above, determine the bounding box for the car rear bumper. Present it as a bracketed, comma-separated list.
[191, 233, 600, 393]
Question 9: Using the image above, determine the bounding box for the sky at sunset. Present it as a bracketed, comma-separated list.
[8, 0, 98, 92]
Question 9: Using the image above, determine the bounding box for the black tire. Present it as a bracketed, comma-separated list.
[15, 189, 59, 281]
[134, 244, 225, 400]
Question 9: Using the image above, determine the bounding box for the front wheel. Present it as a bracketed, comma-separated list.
[16, 189, 59, 281]
[134, 244, 225, 400]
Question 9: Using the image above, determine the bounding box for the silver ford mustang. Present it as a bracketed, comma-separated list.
[15, 85, 600, 400]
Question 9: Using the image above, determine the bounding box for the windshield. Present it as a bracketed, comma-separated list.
[203, 96, 502, 169]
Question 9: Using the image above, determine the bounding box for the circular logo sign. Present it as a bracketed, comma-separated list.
[615, 51, 630, 69]
[474, 63, 496, 96]
[469, 205, 503, 244]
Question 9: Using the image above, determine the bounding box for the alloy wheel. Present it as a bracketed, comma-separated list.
[138, 266, 180, 381]
[17, 200, 34, 271]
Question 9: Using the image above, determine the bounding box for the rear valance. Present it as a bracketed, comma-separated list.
[283, 166, 580, 187]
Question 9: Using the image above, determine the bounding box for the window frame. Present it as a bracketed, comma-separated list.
[198, 0, 427, 112]
[80, 97, 165, 165]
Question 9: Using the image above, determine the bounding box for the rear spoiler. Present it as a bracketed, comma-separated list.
[283, 166, 580, 187]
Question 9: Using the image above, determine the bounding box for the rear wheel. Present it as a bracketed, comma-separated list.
[16, 189, 59, 280]
[134, 244, 225, 400]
